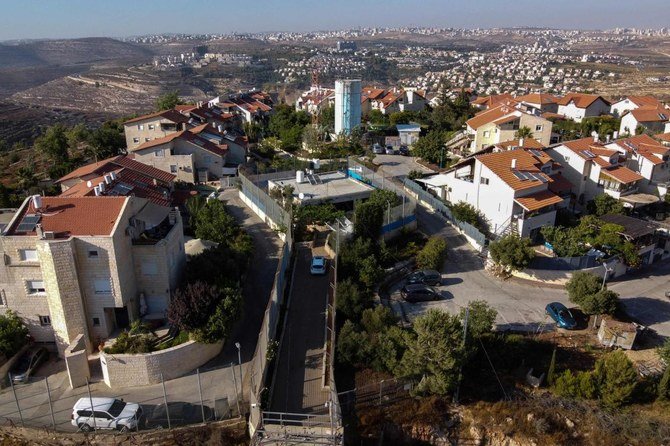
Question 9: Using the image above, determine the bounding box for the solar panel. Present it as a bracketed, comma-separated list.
[659, 113, 667, 120]
[512, 170, 527, 180]
[529, 149, 543, 157]
[23, 215, 41, 224]
[582, 150, 596, 158]
[307, 174, 317, 185]
[17, 223, 36, 232]
[110, 183, 134, 196]
[313, 174, 323, 185]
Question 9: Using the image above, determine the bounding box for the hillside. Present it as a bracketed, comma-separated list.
[0, 37, 153, 68]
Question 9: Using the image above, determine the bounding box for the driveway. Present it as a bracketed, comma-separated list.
[371, 155, 435, 178]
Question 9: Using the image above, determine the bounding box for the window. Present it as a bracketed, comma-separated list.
[144, 137, 151, 142]
[88, 250, 98, 258]
[535, 125, 543, 132]
[39, 315, 51, 326]
[138, 124, 144, 130]
[132, 137, 140, 144]
[94, 279, 112, 294]
[564, 156, 570, 162]
[154, 150, 164, 157]
[27, 280, 45, 294]
[170, 165, 177, 173]
[92, 317, 100, 327]
[141, 261, 158, 276]
[0, 289, 5, 306]
[19, 249, 38, 262]
[148, 124, 155, 130]
[483, 131, 490, 138]
[480, 177, 490, 185]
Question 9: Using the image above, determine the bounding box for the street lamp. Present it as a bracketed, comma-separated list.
[235, 342, 242, 399]
[601, 263, 614, 290]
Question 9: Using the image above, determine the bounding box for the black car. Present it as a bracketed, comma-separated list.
[400, 284, 440, 303]
[10, 346, 48, 383]
[406, 269, 442, 286]
[145, 402, 215, 429]
[399, 145, 410, 156]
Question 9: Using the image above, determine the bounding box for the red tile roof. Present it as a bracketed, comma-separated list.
[561, 137, 604, 159]
[472, 94, 515, 108]
[601, 166, 644, 184]
[548, 173, 574, 194]
[557, 93, 610, 108]
[57, 155, 176, 185]
[476, 149, 551, 191]
[7, 197, 127, 237]
[516, 93, 557, 105]
[131, 130, 228, 157]
[466, 103, 519, 130]
[617, 96, 663, 108]
[515, 190, 564, 212]
[629, 106, 670, 123]
[124, 109, 190, 125]
[497, 138, 545, 150]
[655, 132, 670, 143]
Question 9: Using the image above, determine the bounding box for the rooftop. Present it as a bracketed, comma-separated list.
[268, 171, 374, 204]
[600, 214, 658, 239]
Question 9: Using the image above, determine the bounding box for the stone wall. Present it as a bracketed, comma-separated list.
[64, 334, 90, 388]
[100, 340, 223, 388]
[510, 259, 626, 286]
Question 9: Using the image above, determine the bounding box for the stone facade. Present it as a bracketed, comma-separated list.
[64, 334, 90, 388]
[100, 340, 223, 388]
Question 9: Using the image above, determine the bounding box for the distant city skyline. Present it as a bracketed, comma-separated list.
[1, 0, 669, 41]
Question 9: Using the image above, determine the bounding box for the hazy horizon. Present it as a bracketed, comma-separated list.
[1, 0, 669, 41]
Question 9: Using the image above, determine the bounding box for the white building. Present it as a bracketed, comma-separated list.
[556, 93, 611, 122]
[610, 95, 664, 117]
[605, 134, 670, 197]
[619, 106, 670, 136]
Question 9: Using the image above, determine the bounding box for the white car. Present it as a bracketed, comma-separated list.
[72, 397, 143, 432]
[310, 256, 327, 275]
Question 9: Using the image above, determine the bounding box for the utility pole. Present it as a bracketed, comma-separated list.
[454, 307, 469, 404]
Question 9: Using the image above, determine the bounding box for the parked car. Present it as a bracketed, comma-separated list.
[310, 256, 327, 275]
[372, 143, 384, 154]
[400, 284, 440, 303]
[385, 145, 396, 155]
[71, 397, 143, 432]
[545, 302, 577, 330]
[10, 346, 48, 383]
[399, 145, 410, 156]
[145, 402, 214, 429]
[406, 269, 442, 286]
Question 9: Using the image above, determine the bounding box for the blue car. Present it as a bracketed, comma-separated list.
[545, 302, 577, 330]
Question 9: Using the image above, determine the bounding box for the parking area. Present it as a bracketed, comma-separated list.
[371, 154, 435, 178]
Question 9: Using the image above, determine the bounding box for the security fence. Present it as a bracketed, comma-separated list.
[0, 361, 243, 433]
[238, 167, 292, 235]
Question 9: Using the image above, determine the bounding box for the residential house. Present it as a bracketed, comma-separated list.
[189, 123, 248, 166]
[471, 93, 515, 110]
[124, 110, 190, 151]
[556, 93, 611, 122]
[605, 134, 670, 197]
[426, 149, 567, 239]
[214, 91, 274, 124]
[465, 103, 553, 152]
[516, 93, 559, 114]
[610, 95, 665, 118]
[546, 137, 646, 208]
[368, 88, 427, 115]
[128, 130, 228, 183]
[656, 132, 670, 147]
[0, 195, 185, 356]
[619, 106, 670, 136]
[295, 86, 335, 115]
[361, 86, 386, 115]
[600, 214, 669, 266]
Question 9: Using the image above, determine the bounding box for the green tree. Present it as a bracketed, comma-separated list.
[389, 111, 415, 126]
[243, 121, 262, 144]
[399, 309, 464, 395]
[366, 109, 388, 125]
[16, 166, 37, 190]
[192, 199, 239, 245]
[515, 126, 533, 139]
[593, 350, 638, 409]
[566, 272, 618, 315]
[354, 200, 384, 240]
[87, 121, 124, 161]
[336, 278, 372, 321]
[268, 104, 311, 151]
[155, 90, 182, 111]
[65, 123, 90, 150]
[588, 194, 626, 216]
[0, 311, 29, 358]
[416, 236, 447, 270]
[451, 201, 486, 230]
[302, 124, 322, 153]
[460, 300, 497, 339]
[337, 320, 370, 365]
[412, 130, 445, 166]
[554, 370, 579, 398]
[359, 255, 384, 289]
[657, 338, 670, 365]
[319, 105, 335, 133]
[35, 124, 69, 164]
[489, 234, 535, 271]
[658, 366, 670, 401]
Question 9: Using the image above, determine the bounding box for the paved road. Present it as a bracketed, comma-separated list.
[371, 155, 435, 178]
[270, 245, 330, 414]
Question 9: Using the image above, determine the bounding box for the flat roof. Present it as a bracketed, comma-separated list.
[269, 171, 374, 204]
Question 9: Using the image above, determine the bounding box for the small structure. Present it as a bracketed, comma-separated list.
[268, 171, 374, 205]
[396, 124, 422, 147]
[597, 317, 638, 350]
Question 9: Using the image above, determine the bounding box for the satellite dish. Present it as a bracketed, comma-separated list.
[86, 180, 93, 188]
[298, 193, 305, 200]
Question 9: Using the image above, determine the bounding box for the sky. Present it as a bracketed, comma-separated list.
[1, 0, 669, 41]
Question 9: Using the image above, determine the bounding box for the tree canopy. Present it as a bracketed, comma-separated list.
[566, 271, 618, 315]
[155, 91, 183, 111]
[489, 234, 535, 271]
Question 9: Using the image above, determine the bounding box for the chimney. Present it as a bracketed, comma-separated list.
[110, 171, 117, 181]
[613, 131, 619, 140]
[35, 224, 44, 239]
[593, 133, 599, 143]
[511, 158, 517, 169]
[606, 134, 611, 143]
[153, 178, 158, 186]
[519, 138, 524, 147]
[98, 182, 105, 193]
[104, 174, 111, 185]
[94, 186, 101, 196]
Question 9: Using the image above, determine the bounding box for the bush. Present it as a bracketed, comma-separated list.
[336, 278, 372, 321]
[451, 201, 486, 230]
[104, 331, 155, 354]
[416, 236, 447, 270]
[0, 311, 29, 358]
[566, 272, 618, 315]
[460, 300, 497, 339]
[489, 234, 535, 271]
[593, 350, 638, 409]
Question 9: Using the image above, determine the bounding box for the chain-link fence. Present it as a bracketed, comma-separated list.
[0, 361, 243, 433]
[337, 377, 414, 418]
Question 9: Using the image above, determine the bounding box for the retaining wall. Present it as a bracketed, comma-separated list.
[100, 340, 223, 388]
[510, 259, 626, 286]
[64, 334, 90, 389]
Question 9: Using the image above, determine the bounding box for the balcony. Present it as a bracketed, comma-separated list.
[132, 210, 180, 245]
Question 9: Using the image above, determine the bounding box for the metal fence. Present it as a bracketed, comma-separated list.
[0, 361, 243, 433]
[238, 167, 292, 232]
[337, 377, 414, 418]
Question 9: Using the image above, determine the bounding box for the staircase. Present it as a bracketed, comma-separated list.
[493, 216, 519, 239]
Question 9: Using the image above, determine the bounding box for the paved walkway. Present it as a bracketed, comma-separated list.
[270, 244, 330, 414]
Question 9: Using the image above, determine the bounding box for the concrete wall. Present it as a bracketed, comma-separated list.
[238, 189, 288, 242]
[64, 334, 90, 389]
[100, 340, 223, 388]
[510, 259, 626, 286]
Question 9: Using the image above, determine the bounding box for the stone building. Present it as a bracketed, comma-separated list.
[0, 195, 185, 357]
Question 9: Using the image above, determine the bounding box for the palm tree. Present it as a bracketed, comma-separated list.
[515, 126, 533, 139]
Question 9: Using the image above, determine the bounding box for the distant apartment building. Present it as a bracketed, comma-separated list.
[0, 195, 185, 356]
[556, 93, 611, 122]
[546, 136, 647, 208]
[335, 79, 362, 135]
[425, 148, 568, 239]
[336, 40, 357, 51]
[465, 103, 553, 151]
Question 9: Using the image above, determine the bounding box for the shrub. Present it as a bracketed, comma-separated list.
[451, 202, 483, 228]
[336, 278, 372, 321]
[593, 350, 638, 409]
[0, 311, 29, 358]
[104, 331, 155, 354]
[460, 300, 497, 339]
[489, 234, 535, 271]
[566, 272, 618, 315]
[658, 366, 670, 401]
[657, 338, 670, 365]
[416, 236, 447, 270]
[554, 370, 579, 398]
